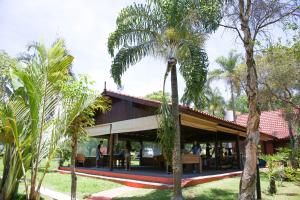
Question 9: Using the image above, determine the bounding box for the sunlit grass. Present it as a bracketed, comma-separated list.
[0, 158, 121, 200]
[115, 172, 300, 200]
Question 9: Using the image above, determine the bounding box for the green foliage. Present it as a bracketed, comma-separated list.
[208, 50, 242, 95]
[237, 37, 300, 112]
[0, 51, 15, 100]
[205, 87, 225, 117]
[108, 1, 223, 180]
[60, 74, 110, 138]
[157, 96, 175, 163]
[0, 39, 111, 199]
[0, 39, 109, 199]
[262, 148, 299, 194]
[108, 0, 223, 97]
[56, 140, 71, 167]
[261, 153, 284, 194]
[0, 39, 74, 199]
[145, 90, 171, 102]
[227, 94, 248, 114]
[283, 166, 297, 182]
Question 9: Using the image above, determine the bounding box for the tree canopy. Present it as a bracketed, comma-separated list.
[108, 0, 223, 101]
[145, 90, 171, 102]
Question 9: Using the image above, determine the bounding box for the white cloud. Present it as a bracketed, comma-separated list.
[0, 0, 290, 101]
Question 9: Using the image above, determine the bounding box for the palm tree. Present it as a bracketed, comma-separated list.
[206, 87, 225, 117]
[0, 39, 74, 200]
[145, 90, 171, 102]
[209, 50, 241, 121]
[60, 76, 110, 200]
[108, 1, 222, 199]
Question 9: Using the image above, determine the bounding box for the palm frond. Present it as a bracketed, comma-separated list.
[157, 96, 175, 163]
[110, 42, 155, 86]
[207, 69, 226, 82]
[108, 3, 162, 57]
[179, 42, 208, 106]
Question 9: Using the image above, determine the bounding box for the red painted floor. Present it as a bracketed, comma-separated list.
[58, 167, 242, 189]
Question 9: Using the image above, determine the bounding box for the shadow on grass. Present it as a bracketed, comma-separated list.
[15, 194, 45, 200]
[187, 188, 237, 200]
[37, 167, 57, 173]
[277, 192, 299, 196]
[114, 188, 236, 200]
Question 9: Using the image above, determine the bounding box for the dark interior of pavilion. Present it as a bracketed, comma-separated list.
[75, 125, 244, 174]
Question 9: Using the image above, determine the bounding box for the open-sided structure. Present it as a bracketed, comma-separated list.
[84, 90, 273, 173]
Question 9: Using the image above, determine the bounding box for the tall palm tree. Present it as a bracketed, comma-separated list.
[209, 50, 240, 121]
[108, 0, 222, 199]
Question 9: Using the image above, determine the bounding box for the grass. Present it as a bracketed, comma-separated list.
[39, 171, 121, 199]
[0, 158, 121, 200]
[2, 157, 300, 200]
[114, 172, 300, 200]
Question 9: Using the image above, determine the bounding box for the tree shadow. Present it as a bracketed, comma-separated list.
[187, 188, 237, 200]
[114, 189, 171, 200]
[276, 192, 299, 196]
[37, 167, 57, 173]
[114, 188, 237, 200]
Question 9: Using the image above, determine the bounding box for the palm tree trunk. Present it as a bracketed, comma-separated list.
[71, 132, 78, 200]
[0, 145, 21, 200]
[169, 58, 183, 200]
[0, 144, 11, 193]
[230, 80, 236, 121]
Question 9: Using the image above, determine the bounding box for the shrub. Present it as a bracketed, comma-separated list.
[56, 140, 72, 166]
[283, 166, 297, 182]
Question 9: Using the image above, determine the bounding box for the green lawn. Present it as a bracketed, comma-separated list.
[0, 158, 121, 200]
[37, 171, 121, 199]
[114, 173, 300, 200]
[2, 158, 300, 200]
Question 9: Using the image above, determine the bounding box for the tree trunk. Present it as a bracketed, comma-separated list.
[0, 144, 11, 193]
[0, 145, 21, 200]
[230, 80, 236, 121]
[239, 1, 261, 199]
[288, 120, 298, 169]
[268, 177, 276, 194]
[169, 58, 184, 200]
[71, 133, 78, 200]
[29, 161, 39, 200]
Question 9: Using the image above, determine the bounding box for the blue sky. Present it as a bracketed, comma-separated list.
[0, 0, 258, 100]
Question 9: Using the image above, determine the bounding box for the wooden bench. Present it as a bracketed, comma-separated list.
[181, 154, 202, 173]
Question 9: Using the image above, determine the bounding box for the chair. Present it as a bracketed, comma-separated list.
[76, 154, 86, 167]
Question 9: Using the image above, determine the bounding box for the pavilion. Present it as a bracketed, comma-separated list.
[84, 90, 273, 171]
[59, 90, 274, 188]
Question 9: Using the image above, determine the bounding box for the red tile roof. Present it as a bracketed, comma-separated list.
[236, 110, 292, 140]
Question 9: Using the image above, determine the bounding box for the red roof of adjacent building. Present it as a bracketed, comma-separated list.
[236, 110, 292, 140]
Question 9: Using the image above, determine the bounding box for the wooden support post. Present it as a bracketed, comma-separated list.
[139, 141, 143, 166]
[219, 140, 223, 169]
[256, 161, 262, 200]
[236, 135, 241, 169]
[108, 124, 114, 171]
[215, 133, 219, 170]
[263, 141, 267, 154]
[179, 114, 184, 150]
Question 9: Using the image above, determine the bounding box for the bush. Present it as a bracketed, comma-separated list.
[56, 140, 71, 166]
[283, 166, 297, 182]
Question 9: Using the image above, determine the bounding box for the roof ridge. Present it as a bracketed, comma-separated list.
[104, 90, 248, 127]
